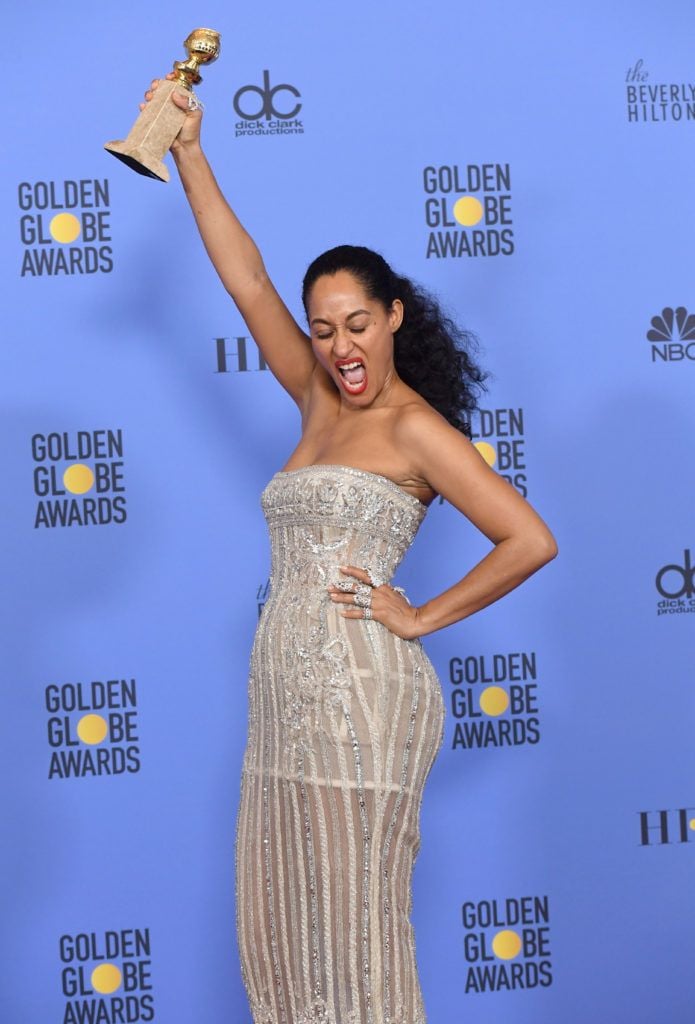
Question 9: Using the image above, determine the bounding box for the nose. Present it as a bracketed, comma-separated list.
[332, 326, 356, 358]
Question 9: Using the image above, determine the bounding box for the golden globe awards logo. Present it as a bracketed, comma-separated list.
[462, 896, 552, 992]
[19, 179, 113, 277]
[647, 306, 695, 363]
[449, 652, 540, 750]
[626, 59, 695, 123]
[32, 429, 127, 528]
[46, 678, 141, 779]
[423, 164, 514, 259]
[59, 928, 154, 1021]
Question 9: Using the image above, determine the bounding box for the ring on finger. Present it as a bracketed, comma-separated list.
[355, 582, 372, 597]
[354, 591, 372, 609]
[364, 566, 386, 588]
[363, 606, 373, 620]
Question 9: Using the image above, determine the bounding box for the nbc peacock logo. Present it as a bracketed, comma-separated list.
[647, 306, 695, 363]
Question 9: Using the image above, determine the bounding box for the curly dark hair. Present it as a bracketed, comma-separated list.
[301, 244, 489, 438]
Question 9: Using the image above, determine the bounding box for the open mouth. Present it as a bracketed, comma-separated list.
[336, 359, 367, 394]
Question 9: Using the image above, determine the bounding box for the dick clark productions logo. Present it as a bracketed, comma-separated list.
[233, 70, 305, 137]
[655, 548, 695, 616]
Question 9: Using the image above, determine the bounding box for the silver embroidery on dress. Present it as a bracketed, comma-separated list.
[235, 465, 446, 1023]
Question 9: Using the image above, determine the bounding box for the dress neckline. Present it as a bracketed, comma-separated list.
[274, 464, 429, 509]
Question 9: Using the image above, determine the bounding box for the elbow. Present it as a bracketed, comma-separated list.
[498, 530, 559, 568]
[535, 531, 559, 565]
[513, 530, 557, 569]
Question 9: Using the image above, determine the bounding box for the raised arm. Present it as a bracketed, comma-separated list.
[143, 77, 316, 407]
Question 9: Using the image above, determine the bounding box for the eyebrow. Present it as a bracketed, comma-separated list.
[310, 309, 371, 326]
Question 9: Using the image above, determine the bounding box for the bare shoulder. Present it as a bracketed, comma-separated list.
[394, 398, 468, 463]
[394, 397, 495, 499]
[395, 398, 450, 435]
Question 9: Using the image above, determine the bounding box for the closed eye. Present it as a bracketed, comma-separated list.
[315, 326, 367, 340]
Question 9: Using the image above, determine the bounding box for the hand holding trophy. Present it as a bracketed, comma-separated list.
[104, 28, 221, 182]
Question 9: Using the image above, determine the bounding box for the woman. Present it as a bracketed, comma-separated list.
[142, 77, 557, 1024]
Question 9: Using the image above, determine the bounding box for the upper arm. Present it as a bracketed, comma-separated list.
[399, 406, 558, 553]
[234, 272, 316, 407]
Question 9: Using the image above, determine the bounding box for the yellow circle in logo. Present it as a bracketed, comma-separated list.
[492, 929, 522, 960]
[479, 686, 509, 717]
[77, 714, 108, 745]
[91, 963, 122, 994]
[690, 818, 695, 831]
[474, 441, 496, 467]
[63, 464, 94, 494]
[49, 213, 81, 244]
[453, 196, 484, 227]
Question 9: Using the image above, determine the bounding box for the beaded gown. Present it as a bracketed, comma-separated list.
[235, 464, 446, 1024]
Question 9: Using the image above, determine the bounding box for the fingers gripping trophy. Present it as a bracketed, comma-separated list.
[104, 28, 221, 182]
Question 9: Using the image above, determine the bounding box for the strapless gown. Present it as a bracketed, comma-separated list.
[235, 464, 446, 1024]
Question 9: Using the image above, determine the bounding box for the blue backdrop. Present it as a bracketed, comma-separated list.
[3, 1, 694, 1021]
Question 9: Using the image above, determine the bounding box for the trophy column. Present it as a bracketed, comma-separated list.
[105, 81, 191, 182]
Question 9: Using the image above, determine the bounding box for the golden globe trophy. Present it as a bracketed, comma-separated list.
[104, 28, 221, 182]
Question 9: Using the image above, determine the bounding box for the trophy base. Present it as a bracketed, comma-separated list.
[104, 141, 170, 182]
[104, 80, 190, 183]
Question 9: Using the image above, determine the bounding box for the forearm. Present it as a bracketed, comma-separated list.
[414, 536, 556, 637]
[171, 143, 267, 298]
[170, 133, 315, 400]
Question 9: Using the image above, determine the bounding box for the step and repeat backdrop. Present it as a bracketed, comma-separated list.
[3, 1, 694, 1022]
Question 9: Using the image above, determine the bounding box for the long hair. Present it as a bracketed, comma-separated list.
[301, 244, 489, 438]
